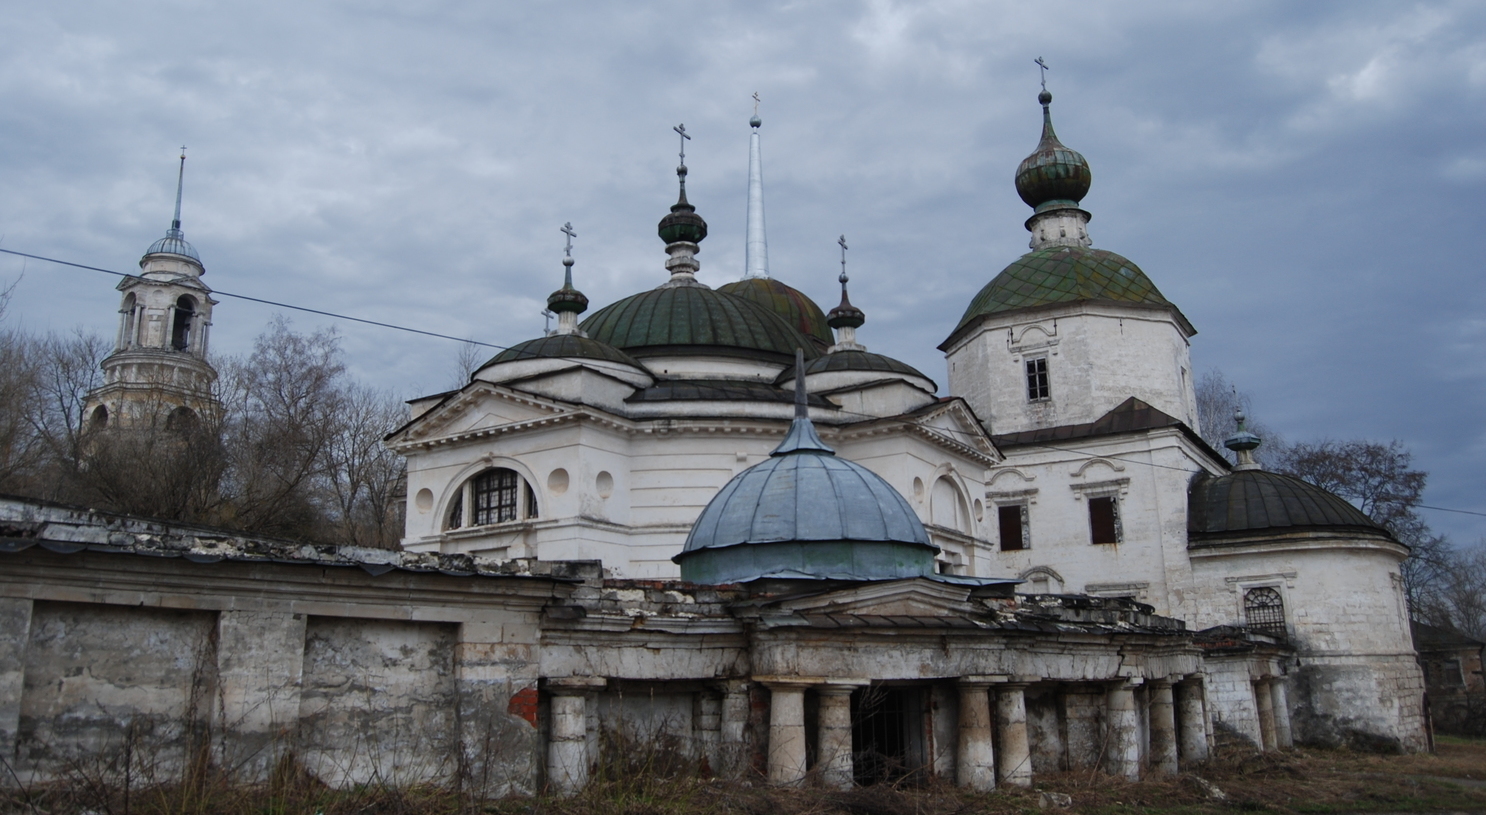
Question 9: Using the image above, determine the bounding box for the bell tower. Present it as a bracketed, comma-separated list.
[84, 150, 220, 432]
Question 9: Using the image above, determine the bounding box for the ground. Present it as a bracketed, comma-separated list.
[5, 738, 1485, 814]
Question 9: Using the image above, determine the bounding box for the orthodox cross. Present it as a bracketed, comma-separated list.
[561, 221, 576, 259]
[674, 123, 691, 165]
[752, 92, 761, 116]
[542, 308, 556, 335]
[837, 234, 849, 284]
[1035, 57, 1049, 91]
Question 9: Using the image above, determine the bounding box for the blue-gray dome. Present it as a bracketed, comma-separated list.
[675, 413, 937, 584]
[144, 229, 200, 263]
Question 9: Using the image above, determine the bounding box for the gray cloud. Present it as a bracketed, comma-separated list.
[1, 0, 1482, 541]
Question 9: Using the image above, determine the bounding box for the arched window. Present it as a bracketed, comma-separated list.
[165, 406, 198, 432]
[171, 296, 195, 351]
[1243, 587, 1287, 638]
[89, 405, 109, 430]
[445, 467, 538, 530]
[930, 477, 971, 534]
[120, 293, 137, 349]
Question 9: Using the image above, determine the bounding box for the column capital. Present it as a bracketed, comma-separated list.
[817, 684, 858, 698]
[958, 674, 1010, 689]
[1150, 677, 1174, 689]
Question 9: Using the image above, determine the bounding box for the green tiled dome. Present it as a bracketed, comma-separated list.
[481, 334, 644, 369]
[580, 286, 820, 362]
[717, 278, 832, 348]
[951, 246, 1174, 335]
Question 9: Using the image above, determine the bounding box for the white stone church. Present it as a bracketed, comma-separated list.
[0, 88, 1425, 796]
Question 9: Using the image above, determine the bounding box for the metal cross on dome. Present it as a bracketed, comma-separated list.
[561, 221, 576, 258]
[752, 92, 761, 116]
[837, 234, 849, 284]
[1035, 56, 1049, 91]
[674, 123, 691, 165]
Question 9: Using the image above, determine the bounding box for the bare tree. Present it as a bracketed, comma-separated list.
[448, 339, 485, 390]
[1194, 368, 1284, 465]
[0, 279, 46, 491]
[321, 382, 407, 548]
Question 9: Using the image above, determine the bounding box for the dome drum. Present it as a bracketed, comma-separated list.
[677, 539, 937, 585]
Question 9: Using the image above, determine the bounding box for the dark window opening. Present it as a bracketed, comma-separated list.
[1243, 587, 1286, 638]
[1026, 358, 1050, 401]
[998, 504, 1027, 551]
[90, 405, 109, 430]
[171, 296, 195, 351]
[1089, 496, 1120, 544]
[165, 406, 198, 432]
[473, 468, 520, 525]
[852, 685, 928, 786]
[447, 492, 464, 530]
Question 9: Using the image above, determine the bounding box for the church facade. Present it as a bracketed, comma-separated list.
[0, 87, 1425, 798]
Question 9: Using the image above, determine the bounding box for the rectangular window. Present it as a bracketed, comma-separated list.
[998, 504, 1028, 551]
[1089, 496, 1120, 544]
[1443, 659, 1466, 688]
[1026, 358, 1050, 401]
[473, 469, 520, 525]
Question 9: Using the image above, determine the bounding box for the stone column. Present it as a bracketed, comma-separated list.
[817, 686, 855, 790]
[215, 610, 307, 781]
[996, 683, 1033, 787]
[1105, 681, 1141, 780]
[1254, 680, 1277, 752]
[765, 682, 809, 786]
[956, 679, 998, 790]
[1147, 678, 1178, 777]
[720, 681, 751, 778]
[0, 598, 33, 779]
[1270, 679, 1293, 749]
[698, 691, 722, 776]
[1063, 687, 1104, 770]
[1175, 677, 1210, 765]
[548, 679, 601, 796]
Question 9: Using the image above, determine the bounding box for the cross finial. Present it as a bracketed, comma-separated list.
[837, 234, 849, 284]
[1035, 56, 1049, 91]
[752, 92, 761, 116]
[542, 308, 556, 335]
[561, 221, 576, 257]
[674, 123, 691, 165]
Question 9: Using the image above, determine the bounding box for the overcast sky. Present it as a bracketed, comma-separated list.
[2, 0, 1483, 542]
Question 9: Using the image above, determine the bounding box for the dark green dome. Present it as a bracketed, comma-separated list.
[580, 286, 821, 362]
[1189, 470, 1389, 539]
[717, 278, 832, 348]
[948, 246, 1183, 339]
[778, 350, 931, 385]
[482, 334, 644, 369]
[1015, 92, 1091, 212]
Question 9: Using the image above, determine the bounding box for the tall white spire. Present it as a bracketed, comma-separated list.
[744, 93, 769, 279]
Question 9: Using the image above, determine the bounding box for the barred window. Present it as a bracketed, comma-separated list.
[1026, 358, 1050, 401]
[1243, 587, 1286, 638]
[445, 467, 537, 530]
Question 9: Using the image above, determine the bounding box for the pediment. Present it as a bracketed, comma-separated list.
[906, 400, 999, 460]
[390, 382, 570, 445]
[767, 578, 980, 619]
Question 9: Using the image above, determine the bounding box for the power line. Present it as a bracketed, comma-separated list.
[6, 246, 1481, 521]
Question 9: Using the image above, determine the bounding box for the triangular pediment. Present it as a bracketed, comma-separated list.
[388, 382, 573, 445]
[843, 398, 999, 463]
[766, 578, 981, 619]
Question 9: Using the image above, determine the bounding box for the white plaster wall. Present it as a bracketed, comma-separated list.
[945, 302, 1197, 437]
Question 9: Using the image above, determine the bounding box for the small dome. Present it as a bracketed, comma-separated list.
[547, 285, 589, 314]
[949, 246, 1183, 338]
[482, 334, 644, 369]
[780, 350, 931, 383]
[1014, 91, 1091, 213]
[676, 413, 937, 584]
[717, 278, 832, 348]
[580, 286, 820, 362]
[1188, 470, 1388, 538]
[143, 231, 200, 263]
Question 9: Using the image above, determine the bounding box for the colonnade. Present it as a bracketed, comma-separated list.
[540, 672, 1277, 795]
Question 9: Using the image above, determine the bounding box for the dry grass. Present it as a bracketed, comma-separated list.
[5, 741, 1486, 815]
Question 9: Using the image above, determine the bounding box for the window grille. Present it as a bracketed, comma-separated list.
[1088, 496, 1120, 544]
[1026, 358, 1050, 401]
[1243, 587, 1287, 638]
[473, 468, 520, 525]
[998, 504, 1028, 551]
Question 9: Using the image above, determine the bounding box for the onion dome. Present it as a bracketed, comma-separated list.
[1014, 90, 1091, 214]
[579, 286, 820, 363]
[675, 352, 937, 584]
[944, 245, 1193, 345]
[143, 150, 201, 266]
[658, 188, 708, 245]
[482, 334, 643, 369]
[1224, 407, 1262, 470]
[717, 278, 832, 347]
